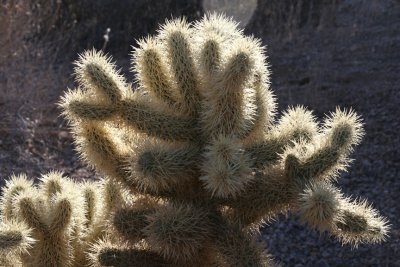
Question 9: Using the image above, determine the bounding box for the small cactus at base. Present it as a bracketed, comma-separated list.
[1, 13, 388, 266]
[0, 172, 123, 266]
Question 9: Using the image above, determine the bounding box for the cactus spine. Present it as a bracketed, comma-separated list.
[1, 13, 388, 266]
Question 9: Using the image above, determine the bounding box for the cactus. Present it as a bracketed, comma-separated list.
[1, 13, 388, 266]
[0, 172, 124, 266]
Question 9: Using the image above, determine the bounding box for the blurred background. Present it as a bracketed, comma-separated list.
[0, 0, 399, 266]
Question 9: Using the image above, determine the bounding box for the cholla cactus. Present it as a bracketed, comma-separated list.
[2, 14, 388, 266]
[0, 172, 123, 266]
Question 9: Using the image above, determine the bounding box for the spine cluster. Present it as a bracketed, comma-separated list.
[0, 13, 388, 266]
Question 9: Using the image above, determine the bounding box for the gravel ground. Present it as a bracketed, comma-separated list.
[0, 1, 399, 266]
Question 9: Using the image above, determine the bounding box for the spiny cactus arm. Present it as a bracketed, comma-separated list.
[245, 106, 318, 168]
[0, 229, 28, 253]
[245, 137, 287, 168]
[241, 76, 275, 141]
[93, 202, 219, 266]
[226, 168, 295, 226]
[14, 190, 77, 267]
[112, 209, 148, 243]
[71, 121, 181, 199]
[228, 109, 362, 227]
[74, 49, 128, 104]
[26, 177, 92, 267]
[111, 199, 159, 243]
[0, 220, 35, 257]
[89, 238, 173, 267]
[62, 52, 199, 142]
[127, 141, 200, 193]
[0, 253, 22, 267]
[194, 14, 274, 139]
[59, 84, 119, 123]
[296, 182, 389, 247]
[64, 180, 112, 267]
[331, 197, 389, 247]
[15, 180, 78, 227]
[63, 91, 198, 143]
[193, 13, 246, 78]
[296, 182, 340, 230]
[67, 99, 118, 121]
[276, 106, 318, 142]
[132, 37, 180, 109]
[12, 192, 73, 265]
[33, 237, 74, 267]
[38, 195, 75, 266]
[82, 183, 98, 228]
[1, 174, 100, 266]
[119, 98, 198, 141]
[75, 183, 106, 256]
[200, 37, 261, 137]
[196, 33, 221, 81]
[210, 214, 273, 267]
[200, 135, 253, 198]
[101, 179, 124, 215]
[38, 171, 68, 199]
[217, 231, 273, 267]
[143, 203, 214, 265]
[72, 121, 134, 190]
[0, 173, 33, 221]
[49, 196, 72, 234]
[285, 108, 363, 183]
[159, 18, 201, 116]
[15, 194, 48, 234]
[38, 172, 86, 230]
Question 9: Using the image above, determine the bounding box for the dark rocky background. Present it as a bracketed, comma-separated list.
[0, 0, 399, 266]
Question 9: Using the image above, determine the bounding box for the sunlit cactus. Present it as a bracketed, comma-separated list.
[0, 172, 122, 267]
[58, 13, 389, 266]
[2, 13, 389, 266]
